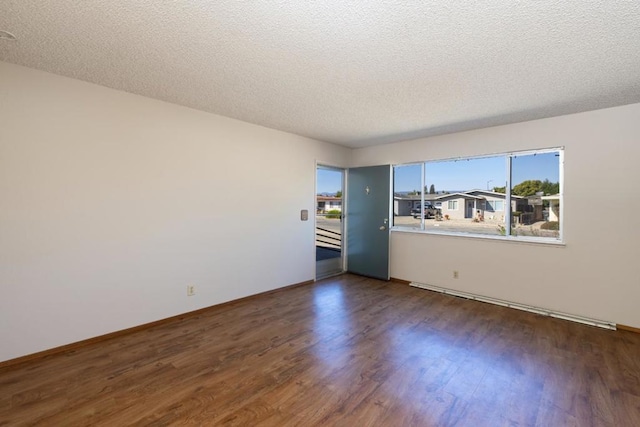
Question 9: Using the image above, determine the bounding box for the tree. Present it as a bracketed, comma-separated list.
[335, 190, 342, 198]
[539, 179, 559, 195]
[429, 184, 436, 194]
[512, 180, 543, 196]
[494, 180, 558, 196]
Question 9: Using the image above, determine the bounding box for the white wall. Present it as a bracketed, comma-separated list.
[0, 62, 350, 362]
[3, 59, 638, 363]
[353, 103, 640, 328]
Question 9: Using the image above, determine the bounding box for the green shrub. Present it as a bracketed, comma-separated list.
[325, 209, 342, 219]
[541, 221, 559, 230]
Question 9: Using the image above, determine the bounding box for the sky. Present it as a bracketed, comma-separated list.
[394, 152, 560, 193]
[316, 151, 560, 194]
[317, 168, 343, 194]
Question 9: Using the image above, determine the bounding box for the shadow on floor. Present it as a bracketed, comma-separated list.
[316, 246, 341, 261]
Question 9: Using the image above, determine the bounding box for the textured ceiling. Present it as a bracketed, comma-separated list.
[1, 1, 640, 148]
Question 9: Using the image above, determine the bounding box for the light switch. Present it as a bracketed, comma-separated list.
[301, 209, 309, 221]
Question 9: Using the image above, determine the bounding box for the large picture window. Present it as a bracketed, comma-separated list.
[392, 148, 563, 242]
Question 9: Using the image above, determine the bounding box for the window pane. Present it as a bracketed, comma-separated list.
[393, 164, 422, 229]
[487, 200, 504, 211]
[511, 151, 561, 239]
[424, 156, 507, 236]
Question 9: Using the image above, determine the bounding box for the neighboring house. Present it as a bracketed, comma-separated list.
[466, 190, 528, 221]
[434, 192, 485, 220]
[524, 194, 546, 223]
[316, 196, 342, 213]
[541, 194, 561, 222]
[393, 194, 440, 216]
[433, 190, 528, 221]
[394, 196, 417, 216]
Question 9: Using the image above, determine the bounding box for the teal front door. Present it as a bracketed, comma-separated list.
[346, 165, 391, 280]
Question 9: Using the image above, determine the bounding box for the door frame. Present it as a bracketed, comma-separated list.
[315, 162, 346, 280]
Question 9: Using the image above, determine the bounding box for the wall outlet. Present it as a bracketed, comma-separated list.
[187, 285, 196, 296]
[453, 271, 459, 279]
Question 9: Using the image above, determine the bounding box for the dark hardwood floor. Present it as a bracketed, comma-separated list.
[1, 274, 639, 426]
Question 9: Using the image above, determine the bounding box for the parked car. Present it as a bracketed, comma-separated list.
[411, 203, 441, 219]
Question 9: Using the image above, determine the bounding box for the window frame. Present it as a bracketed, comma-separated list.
[391, 147, 564, 244]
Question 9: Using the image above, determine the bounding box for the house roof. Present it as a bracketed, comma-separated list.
[1, 2, 639, 148]
[396, 189, 526, 202]
[465, 189, 524, 199]
[393, 194, 440, 201]
[434, 193, 484, 201]
[316, 196, 342, 202]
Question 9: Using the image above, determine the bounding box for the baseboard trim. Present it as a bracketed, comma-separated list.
[390, 277, 411, 285]
[410, 281, 617, 330]
[617, 324, 640, 334]
[0, 279, 314, 371]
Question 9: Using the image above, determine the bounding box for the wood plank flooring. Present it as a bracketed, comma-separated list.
[1, 274, 639, 426]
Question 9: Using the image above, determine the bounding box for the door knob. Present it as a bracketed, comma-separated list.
[379, 225, 386, 231]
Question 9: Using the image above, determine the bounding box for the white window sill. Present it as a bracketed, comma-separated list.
[391, 226, 565, 247]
